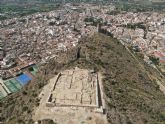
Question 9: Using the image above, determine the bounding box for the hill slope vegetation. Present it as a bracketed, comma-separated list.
[1, 33, 165, 124]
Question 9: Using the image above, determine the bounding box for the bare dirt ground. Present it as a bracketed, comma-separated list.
[32, 68, 107, 124]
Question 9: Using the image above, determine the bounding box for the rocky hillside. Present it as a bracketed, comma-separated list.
[1, 33, 165, 124]
[76, 33, 165, 124]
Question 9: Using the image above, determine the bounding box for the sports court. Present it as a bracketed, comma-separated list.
[0, 86, 7, 99]
[16, 73, 32, 86]
[4, 78, 22, 93]
[0, 91, 5, 99]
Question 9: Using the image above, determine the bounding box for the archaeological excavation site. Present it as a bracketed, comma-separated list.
[33, 67, 106, 124]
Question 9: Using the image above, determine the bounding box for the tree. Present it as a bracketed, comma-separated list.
[149, 56, 159, 65]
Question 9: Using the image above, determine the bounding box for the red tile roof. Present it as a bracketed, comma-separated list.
[153, 51, 164, 58]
